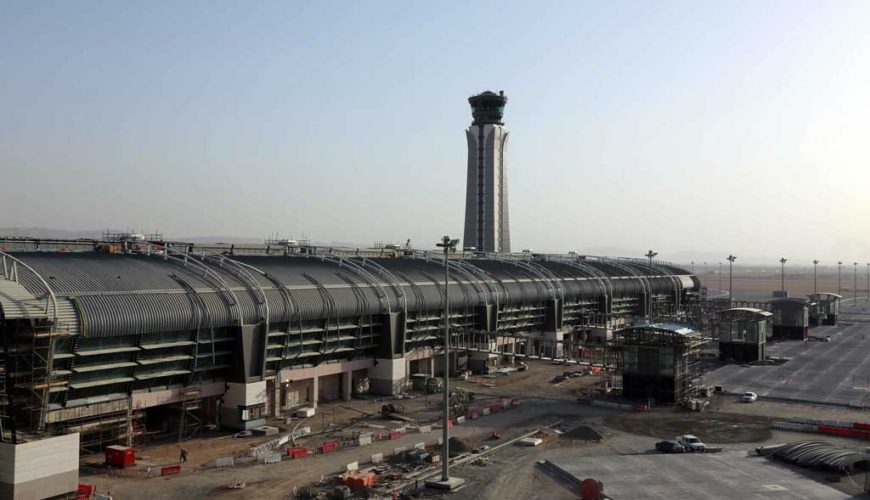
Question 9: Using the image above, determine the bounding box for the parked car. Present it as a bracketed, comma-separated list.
[655, 440, 686, 453]
[741, 391, 758, 402]
[676, 434, 706, 452]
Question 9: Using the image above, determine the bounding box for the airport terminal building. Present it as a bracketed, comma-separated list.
[0, 238, 699, 448]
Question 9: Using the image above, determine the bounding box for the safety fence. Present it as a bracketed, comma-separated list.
[213, 396, 524, 469]
[773, 418, 870, 439]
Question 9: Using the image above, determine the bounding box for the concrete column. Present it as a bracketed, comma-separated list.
[343, 371, 352, 401]
[312, 375, 319, 409]
[369, 357, 406, 395]
[273, 381, 281, 416]
[428, 357, 435, 377]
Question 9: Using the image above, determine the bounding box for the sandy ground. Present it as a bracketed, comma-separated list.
[80, 362, 604, 499]
[82, 356, 870, 499]
[700, 274, 868, 302]
[79, 298, 870, 499]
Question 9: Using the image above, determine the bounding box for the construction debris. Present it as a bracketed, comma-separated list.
[681, 397, 710, 412]
[336, 470, 377, 489]
[563, 426, 603, 441]
[518, 437, 543, 447]
[448, 437, 469, 454]
[449, 388, 475, 417]
[227, 480, 246, 489]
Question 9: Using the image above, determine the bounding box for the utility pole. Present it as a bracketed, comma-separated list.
[779, 258, 788, 293]
[812, 260, 819, 295]
[838, 261, 843, 296]
[727, 255, 736, 302]
[645, 250, 658, 321]
[432, 235, 462, 490]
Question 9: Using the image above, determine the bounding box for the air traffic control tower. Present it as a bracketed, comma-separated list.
[464, 91, 510, 253]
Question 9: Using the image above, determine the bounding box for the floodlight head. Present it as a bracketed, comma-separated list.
[813, 260, 819, 265]
[727, 255, 737, 263]
[437, 236, 459, 251]
[780, 258, 788, 264]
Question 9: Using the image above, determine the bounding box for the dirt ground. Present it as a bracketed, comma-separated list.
[604, 408, 774, 444]
[80, 361, 603, 499]
[700, 274, 860, 301]
[81, 348, 870, 499]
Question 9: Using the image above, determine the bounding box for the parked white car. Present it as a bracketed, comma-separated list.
[741, 391, 758, 402]
[676, 434, 706, 452]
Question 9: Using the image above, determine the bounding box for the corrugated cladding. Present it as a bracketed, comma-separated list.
[9, 251, 694, 338]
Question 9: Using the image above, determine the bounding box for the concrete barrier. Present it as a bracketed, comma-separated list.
[455, 416, 466, 424]
[393, 446, 407, 456]
[346, 461, 359, 472]
[215, 456, 234, 468]
[319, 440, 338, 453]
[160, 465, 181, 476]
[419, 425, 432, 433]
[264, 453, 282, 464]
[371, 453, 384, 464]
[287, 447, 310, 459]
[414, 442, 426, 450]
[773, 421, 818, 432]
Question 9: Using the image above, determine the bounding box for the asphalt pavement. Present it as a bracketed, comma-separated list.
[706, 302, 870, 407]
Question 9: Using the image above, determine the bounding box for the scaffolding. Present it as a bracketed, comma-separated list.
[0, 250, 63, 441]
[0, 334, 11, 442]
[609, 325, 708, 404]
[177, 387, 202, 442]
[127, 400, 145, 447]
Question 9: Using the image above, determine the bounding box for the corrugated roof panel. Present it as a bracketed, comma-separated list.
[7, 250, 695, 337]
[0, 278, 48, 319]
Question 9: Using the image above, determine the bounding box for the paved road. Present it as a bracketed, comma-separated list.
[706, 303, 870, 407]
[547, 451, 852, 499]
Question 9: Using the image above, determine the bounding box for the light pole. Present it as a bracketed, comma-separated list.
[779, 258, 788, 293]
[718, 262, 722, 292]
[866, 263, 869, 303]
[854, 262, 859, 303]
[812, 260, 819, 296]
[727, 255, 736, 302]
[691, 261, 694, 274]
[645, 250, 658, 320]
[435, 235, 459, 486]
[838, 261, 843, 296]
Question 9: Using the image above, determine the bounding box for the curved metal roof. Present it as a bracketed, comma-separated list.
[758, 441, 870, 472]
[6, 250, 695, 338]
[719, 307, 774, 318]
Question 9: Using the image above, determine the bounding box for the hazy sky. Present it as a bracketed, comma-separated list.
[2, 1, 869, 263]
